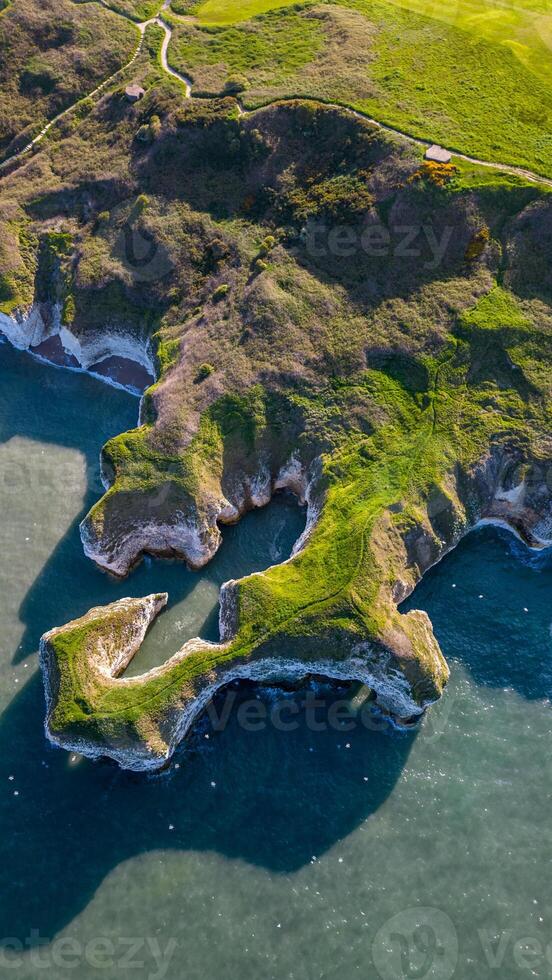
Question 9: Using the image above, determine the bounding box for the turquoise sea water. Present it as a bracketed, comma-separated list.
[1, 341, 552, 979]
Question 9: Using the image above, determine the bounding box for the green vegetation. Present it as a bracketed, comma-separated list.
[346, 0, 552, 177]
[98, 0, 165, 21]
[44, 279, 552, 763]
[367, 0, 552, 92]
[283, 172, 374, 221]
[196, 0, 307, 24]
[0, 0, 137, 158]
[164, 0, 552, 177]
[458, 285, 530, 334]
[3, 0, 552, 765]
[0, 212, 36, 314]
[195, 361, 216, 380]
[3, 87, 546, 763]
[168, 8, 324, 97]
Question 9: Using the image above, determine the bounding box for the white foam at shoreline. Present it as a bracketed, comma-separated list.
[0, 308, 155, 397]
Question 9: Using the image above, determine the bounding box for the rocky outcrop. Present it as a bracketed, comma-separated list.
[0, 303, 56, 350]
[39, 591, 437, 772]
[40, 593, 170, 768]
[33, 267, 552, 773]
[80, 453, 317, 578]
[40, 438, 552, 772]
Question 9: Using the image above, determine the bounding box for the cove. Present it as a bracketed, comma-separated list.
[1, 341, 552, 979]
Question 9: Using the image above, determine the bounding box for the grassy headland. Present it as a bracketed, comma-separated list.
[2, 0, 552, 765]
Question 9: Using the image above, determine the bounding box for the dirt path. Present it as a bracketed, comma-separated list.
[240, 97, 552, 189]
[1, 0, 552, 191]
[155, 11, 193, 95]
[0, 9, 147, 173]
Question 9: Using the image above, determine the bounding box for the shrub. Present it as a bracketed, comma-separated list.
[136, 123, 153, 143]
[223, 74, 248, 95]
[150, 115, 162, 139]
[20, 59, 60, 95]
[195, 362, 215, 382]
[286, 173, 374, 222]
[0, 274, 16, 304]
[465, 226, 491, 262]
[409, 162, 459, 188]
[135, 194, 149, 214]
[258, 235, 276, 257]
[94, 211, 110, 233]
[207, 238, 229, 265]
[62, 294, 76, 324]
[137, 114, 162, 143]
[212, 283, 230, 301]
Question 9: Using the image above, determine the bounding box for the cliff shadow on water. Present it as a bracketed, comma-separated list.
[0, 341, 414, 941]
[0, 340, 303, 669]
[2, 343, 552, 944]
[0, 675, 415, 941]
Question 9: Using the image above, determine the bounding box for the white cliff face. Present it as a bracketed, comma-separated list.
[58, 325, 155, 375]
[40, 583, 427, 773]
[247, 463, 272, 508]
[40, 593, 169, 766]
[80, 511, 223, 578]
[217, 578, 237, 642]
[44, 452, 519, 773]
[0, 302, 155, 393]
[81, 452, 318, 579]
[495, 480, 525, 506]
[42, 650, 427, 773]
[275, 453, 309, 504]
[131, 652, 425, 773]
[0, 304, 54, 349]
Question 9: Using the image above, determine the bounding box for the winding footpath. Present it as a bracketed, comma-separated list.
[0, 0, 552, 189]
[0, 0, 192, 174]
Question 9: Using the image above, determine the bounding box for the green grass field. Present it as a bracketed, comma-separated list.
[172, 0, 552, 176]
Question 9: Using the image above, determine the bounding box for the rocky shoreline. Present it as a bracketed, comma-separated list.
[0, 304, 155, 396]
[39, 437, 552, 772]
[80, 453, 319, 578]
[40, 585, 428, 773]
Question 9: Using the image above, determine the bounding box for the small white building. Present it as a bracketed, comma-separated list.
[425, 144, 452, 164]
